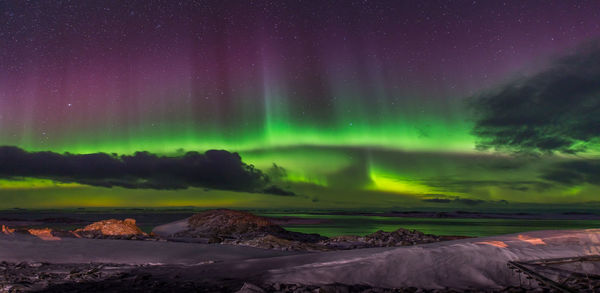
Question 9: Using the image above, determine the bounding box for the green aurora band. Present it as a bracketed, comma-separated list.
[3, 1, 600, 210]
[2, 88, 600, 209]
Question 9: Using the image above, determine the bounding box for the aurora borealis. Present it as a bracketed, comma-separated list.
[1, 1, 600, 209]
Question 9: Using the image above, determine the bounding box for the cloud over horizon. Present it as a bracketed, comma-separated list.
[0, 146, 293, 195]
[422, 196, 508, 206]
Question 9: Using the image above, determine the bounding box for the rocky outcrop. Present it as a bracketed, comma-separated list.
[1, 225, 15, 235]
[224, 234, 326, 251]
[321, 228, 445, 250]
[4, 210, 465, 249]
[27, 228, 61, 241]
[229, 228, 453, 251]
[172, 209, 325, 244]
[157, 209, 466, 251]
[73, 218, 148, 239]
[184, 209, 277, 236]
[2, 219, 149, 241]
[1, 225, 77, 240]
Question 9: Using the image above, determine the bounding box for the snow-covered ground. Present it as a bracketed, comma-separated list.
[0, 234, 293, 265]
[2, 229, 599, 289]
[265, 229, 600, 289]
[152, 218, 189, 237]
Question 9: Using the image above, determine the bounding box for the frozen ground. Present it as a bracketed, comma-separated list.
[264, 229, 600, 289]
[1, 229, 600, 290]
[0, 234, 294, 265]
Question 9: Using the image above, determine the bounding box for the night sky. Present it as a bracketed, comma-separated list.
[1, 1, 600, 210]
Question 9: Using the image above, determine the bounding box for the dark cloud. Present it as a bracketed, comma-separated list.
[424, 178, 547, 194]
[422, 198, 452, 203]
[422, 196, 508, 205]
[471, 41, 600, 154]
[0, 146, 292, 194]
[262, 185, 296, 196]
[455, 198, 487, 206]
[542, 160, 600, 186]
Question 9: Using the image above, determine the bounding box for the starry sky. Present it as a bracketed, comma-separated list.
[1, 0, 600, 210]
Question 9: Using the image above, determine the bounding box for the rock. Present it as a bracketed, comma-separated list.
[73, 218, 147, 238]
[5, 222, 150, 241]
[236, 282, 266, 293]
[123, 218, 137, 226]
[320, 228, 443, 250]
[1, 224, 15, 235]
[185, 209, 279, 236]
[225, 234, 326, 251]
[27, 228, 61, 241]
[172, 209, 326, 244]
[161, 209, 452, 251]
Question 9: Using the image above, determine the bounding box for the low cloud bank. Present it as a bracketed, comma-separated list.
[423, 196, 509, 206]
[0, 146, 294, 195]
